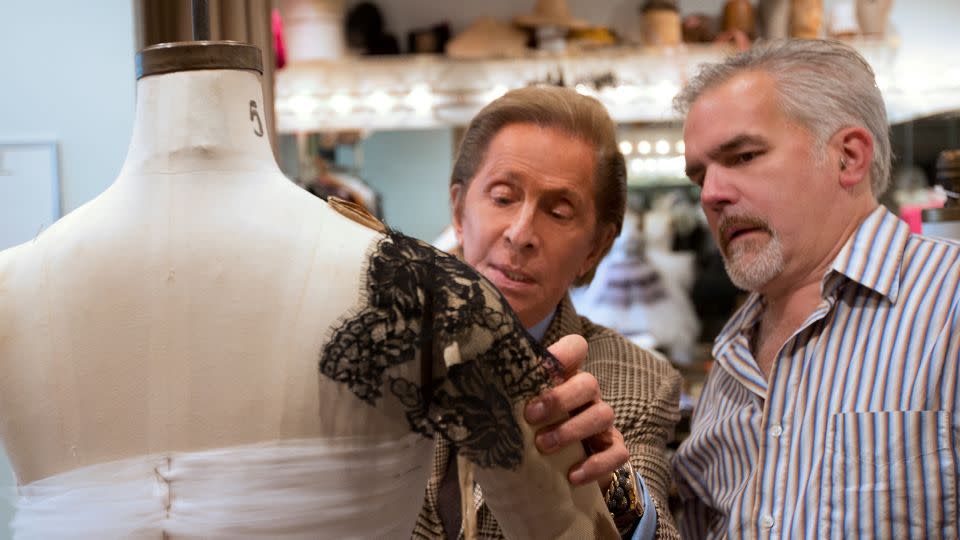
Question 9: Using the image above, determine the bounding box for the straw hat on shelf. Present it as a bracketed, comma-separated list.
[514, 0, 589, 30]
[446, 17, 529, 59]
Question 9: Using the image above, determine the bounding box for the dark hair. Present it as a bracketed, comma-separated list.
[451, 86, 626, 285]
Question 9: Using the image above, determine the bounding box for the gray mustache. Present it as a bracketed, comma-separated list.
[718, 215, 771, 252]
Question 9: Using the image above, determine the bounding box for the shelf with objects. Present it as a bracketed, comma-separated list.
[274, 35, 953, 133]
[276, 43, 727, 132]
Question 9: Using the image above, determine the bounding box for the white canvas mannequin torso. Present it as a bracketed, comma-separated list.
[0, 65, 406, 485]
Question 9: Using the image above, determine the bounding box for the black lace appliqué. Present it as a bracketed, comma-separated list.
[320, 230, 561, 469]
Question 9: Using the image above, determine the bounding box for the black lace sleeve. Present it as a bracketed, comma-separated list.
[320, 230, 562, 470]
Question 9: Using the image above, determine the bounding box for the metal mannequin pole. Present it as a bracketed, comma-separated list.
[192, 0, 211, 41]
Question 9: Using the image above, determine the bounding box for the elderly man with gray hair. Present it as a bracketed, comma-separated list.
[672, 39, 959, 538]
[415, 86, 682, 540]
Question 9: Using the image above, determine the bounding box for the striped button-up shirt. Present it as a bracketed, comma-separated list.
[673, 206, 960, 539]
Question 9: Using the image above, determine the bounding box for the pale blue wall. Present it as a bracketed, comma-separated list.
[0, 1, 136, 536]
[353, 129, 454, 242]
[0, 2, 136, 214]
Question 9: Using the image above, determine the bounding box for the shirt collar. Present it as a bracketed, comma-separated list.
[828, 205, 910, 304]
[527, 309, 557, 342]
[714, 293, 764, 359]
[712, 293, 768, 396]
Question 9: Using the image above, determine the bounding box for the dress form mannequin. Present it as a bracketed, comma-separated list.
[0, 42, 615, 539]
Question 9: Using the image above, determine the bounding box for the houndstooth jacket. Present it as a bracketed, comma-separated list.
[412, 295, 682, 540]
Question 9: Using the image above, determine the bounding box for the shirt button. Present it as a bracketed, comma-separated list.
[761, 514, 775, 529]
[770, 424, 783, 437]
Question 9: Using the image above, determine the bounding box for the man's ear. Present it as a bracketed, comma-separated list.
[450, 183, 465, 246]
[832, 126, 874, 191]
[579, 222, 618, 279]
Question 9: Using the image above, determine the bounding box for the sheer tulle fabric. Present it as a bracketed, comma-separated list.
[11, 435, 433, 539]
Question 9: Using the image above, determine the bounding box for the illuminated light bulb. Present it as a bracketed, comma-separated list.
[288, 95, 318, 117]
[619, 140, 633, 155]
[608, 84, 639, 106]
[329, 93, 352, 115]
[875, 74, 892, 91]
[637, 140, 652, 155]
[671, 156, 687, 174]
[675, 140, 685, 154]
[486, 84, 509, 103]
[367, 91, 395, 115]
[652, 80, 679, 102]
[655, 139, 670, 155]
[405, 84, 433, 115]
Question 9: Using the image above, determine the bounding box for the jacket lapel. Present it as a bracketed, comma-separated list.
[541, 295, 583, 348]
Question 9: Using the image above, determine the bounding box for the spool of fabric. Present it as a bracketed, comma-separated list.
[722, 0, 756, 38]
[278, 0, 345, 61]
[855, 0, 893, 36]
[759, 0, 790, 39]
[790, 0, 823, 39]
[640, 0, 682, 46]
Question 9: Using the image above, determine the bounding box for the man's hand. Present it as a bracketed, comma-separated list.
[532, 334, 630, 489]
